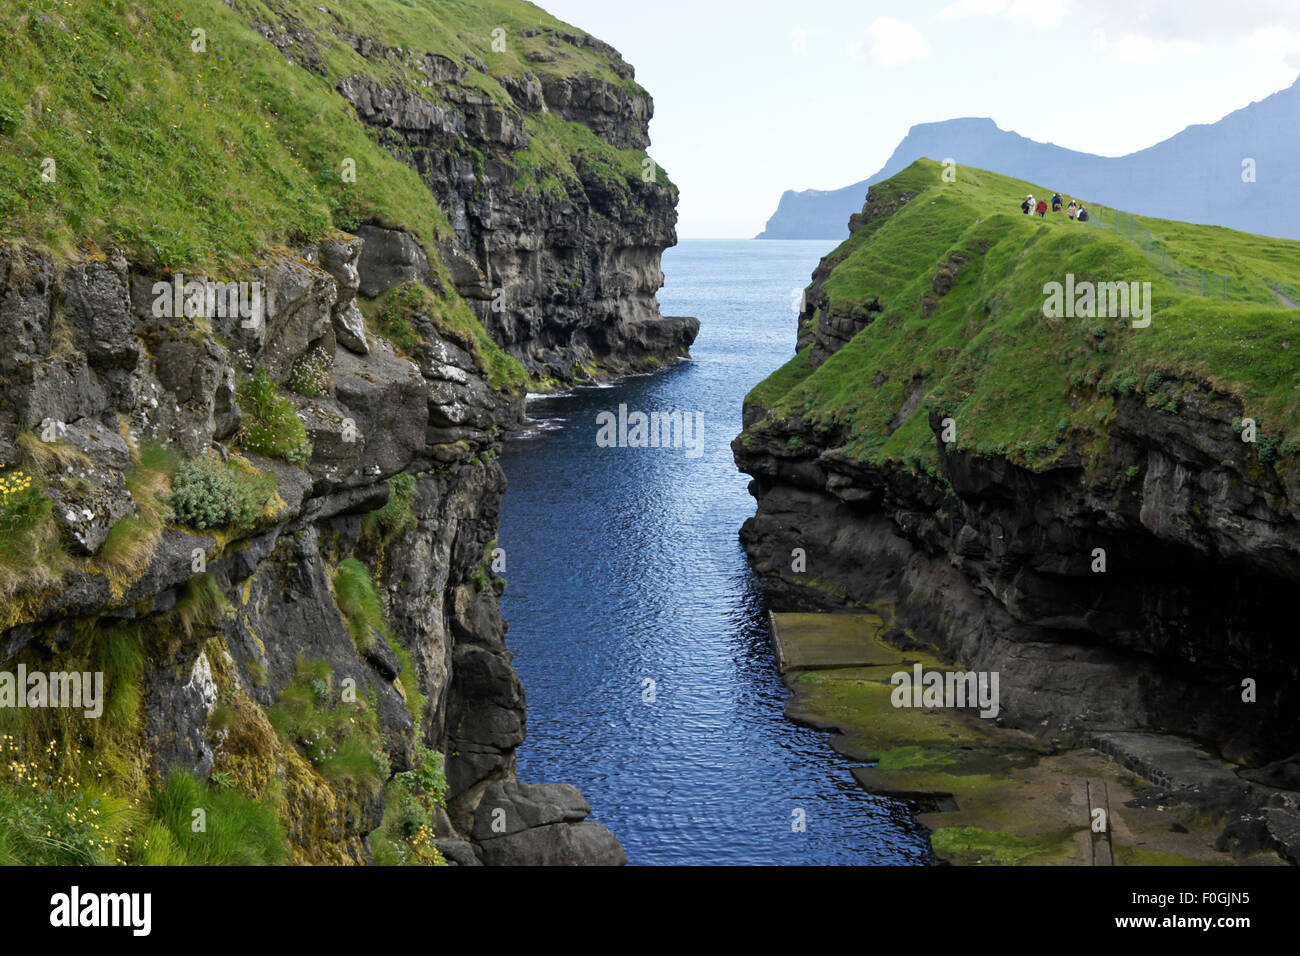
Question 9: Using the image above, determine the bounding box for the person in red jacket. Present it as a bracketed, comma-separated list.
[1035, 198, 1048, 218]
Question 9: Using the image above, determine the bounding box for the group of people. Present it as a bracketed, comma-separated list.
[1021, 192, 1089, 222]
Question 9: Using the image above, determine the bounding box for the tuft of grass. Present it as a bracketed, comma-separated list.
[93, 440, 178, 590]
[174, 573, 233, 639]
[268, 656, 388, 799]
[143, 769, 286, 865]
[331, 558, 389, 654]
[362, 472, 419, 546]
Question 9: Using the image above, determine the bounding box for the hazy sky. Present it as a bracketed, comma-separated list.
[539, 0, 1300, 237]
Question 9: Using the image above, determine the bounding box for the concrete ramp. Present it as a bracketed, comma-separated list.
[769, 611, 896, 673]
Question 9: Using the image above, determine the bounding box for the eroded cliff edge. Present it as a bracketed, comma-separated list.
[0, 0, 692, 865]
[734, 160, 1300, 859]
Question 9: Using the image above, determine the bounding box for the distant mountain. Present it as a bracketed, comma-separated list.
[756, 77, 1300, 240]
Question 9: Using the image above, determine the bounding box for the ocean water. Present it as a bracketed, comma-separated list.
[498, 239, 933, 865]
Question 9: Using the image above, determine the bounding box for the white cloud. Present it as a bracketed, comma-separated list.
[940, 0, 1300, 40]
[939, 0, 1300, 68]
[937, 0, 1067, 30]
[847, 17, 932, 67]
[1242, 24, 1300, 70]
[1108, 34, 1204, 64]
[1070, 0, 1300, 43]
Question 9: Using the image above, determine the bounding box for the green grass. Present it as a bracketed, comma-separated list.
[174, 572, 234, 638]
[0, 0, 661, 264]
[0, 466, 60, 603]
[361, 472, 420, 551]
[0, 0, 449, 268]
[0, 620, 288, 866]
[744, 159, 1300, 471]
[142, 769, 286, 865]
[268, 656, 388, 799]
[331, 558, 389, 653]
[511, 109, 669, 196]
[363, 281, 529, 390]
[930, 824, 1075, 866]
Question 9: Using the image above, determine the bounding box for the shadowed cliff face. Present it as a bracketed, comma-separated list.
[0, 236, 624, 864]
[333, 32, 699, 381]
[734, 194, 1300, 770]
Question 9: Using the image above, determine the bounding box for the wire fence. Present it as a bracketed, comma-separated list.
[1079, 205, 1295, 309]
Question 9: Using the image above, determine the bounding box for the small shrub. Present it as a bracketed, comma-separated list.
[238, 367, 312, 465]
[168, 456, 274, 531]
[287, 347, 333, 398]
[372, 746, 448, 866]
[1143, 371, 1163, 393]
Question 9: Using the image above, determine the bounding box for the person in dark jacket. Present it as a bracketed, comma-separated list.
[1021, 194, 1033, 214]
[1077, 205, 1089, 222]
[1051, 193, 1063, 212]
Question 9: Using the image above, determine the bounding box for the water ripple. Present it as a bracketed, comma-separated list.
[500, 240, 933, 865]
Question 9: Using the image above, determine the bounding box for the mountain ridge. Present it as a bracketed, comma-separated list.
[756, 76, 1300, 240]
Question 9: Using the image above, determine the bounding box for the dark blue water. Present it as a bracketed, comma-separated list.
[499, 239, 932, 865]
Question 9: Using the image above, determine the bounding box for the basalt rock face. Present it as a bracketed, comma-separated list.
[0, 238, 623, 865]
[326, 32, 698, 381]
[735, 208, 1300, 773]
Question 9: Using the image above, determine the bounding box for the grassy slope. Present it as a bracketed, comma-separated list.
[0, 0, 662, 268]
[745, 159, 1300, 471]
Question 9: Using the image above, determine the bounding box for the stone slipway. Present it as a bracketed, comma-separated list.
[770, 612, 901, 672]
[771, 610, 1296, 865]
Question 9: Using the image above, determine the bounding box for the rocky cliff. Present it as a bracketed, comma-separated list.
[735, 161, 1300, 849]
[0, 0, 689, 865]
[329, 25, 699, 381]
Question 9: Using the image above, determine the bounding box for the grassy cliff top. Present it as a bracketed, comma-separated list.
[0, 0, 657, 268]
[745, 159, 1300, 471]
